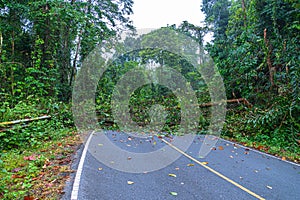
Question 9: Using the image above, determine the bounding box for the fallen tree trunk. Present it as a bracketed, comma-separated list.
[0, 115, 51, 126]
[199, 98, 252, 108]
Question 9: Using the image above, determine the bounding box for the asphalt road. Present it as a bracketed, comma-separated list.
[63, 131, 300, 200]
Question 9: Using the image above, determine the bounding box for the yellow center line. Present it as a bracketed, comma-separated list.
[161, 138, 266, 200]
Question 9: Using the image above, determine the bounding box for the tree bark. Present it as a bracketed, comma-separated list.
[69, 0, 91, 88]
[199, 98, 252, 108]
[264, 28, 275, 88]
[0, 31, 2, 63]
[241, 0, 247, 27]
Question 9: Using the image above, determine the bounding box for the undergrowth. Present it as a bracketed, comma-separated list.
[223, 104, 300, 163]
[0, 130, 81, 199]
[0, 98, 78, 199]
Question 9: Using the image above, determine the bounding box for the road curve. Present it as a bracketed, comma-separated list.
[62, 131, 300, 200]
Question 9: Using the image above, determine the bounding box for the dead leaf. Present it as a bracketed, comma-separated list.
[11, 174, 25, 179]
[170, 192, 178, 196]
[23, 154, 37, 161]
[98, 168, 103, 171]
[201, 162, 208, 165]
[45, 183, 53, 188]
[187, 163, 194, 167]
[175, 167, 180, 170]
[168, 173, 177, 177]
[266, 185, 272, 189]
[12, 167, 22, 173]
[218, 146, 224, 150]
[127, 181, 134, 185]
[257, 145, 264, 150]
[211, 147, 217, 150]
[24, 196, 34, 200]
[281, 157, 286, 161]
[127, 157, 132, 160]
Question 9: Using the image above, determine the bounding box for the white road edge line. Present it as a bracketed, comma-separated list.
[71, 131, 94, 200]
[218, 137, 300, 167]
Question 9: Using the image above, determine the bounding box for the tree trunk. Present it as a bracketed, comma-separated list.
[11, 31, 15, 97]
[69, 0, 91, 88]
[0, 31, 2, 63]
[241, 0, 247, 27]
[264, 28, 275, 88]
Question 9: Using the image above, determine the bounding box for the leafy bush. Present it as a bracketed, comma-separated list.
[0, 98, 74, 151]
[223, 101, 300, 160]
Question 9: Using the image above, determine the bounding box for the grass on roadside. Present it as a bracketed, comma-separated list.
[0, 129, 82, 200]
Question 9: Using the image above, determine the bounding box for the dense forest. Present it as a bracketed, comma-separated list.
[201, 0, 299, 156]
[0, 0, 299, 198]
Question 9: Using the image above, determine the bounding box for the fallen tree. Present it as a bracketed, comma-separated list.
[0, 115, 51, 132]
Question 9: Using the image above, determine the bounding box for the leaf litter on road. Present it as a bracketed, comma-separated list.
[218, 146, 224, 150]
[266, 185, 273, 189]
[127, 181, 134, 185]
[170, 192, 178, 196]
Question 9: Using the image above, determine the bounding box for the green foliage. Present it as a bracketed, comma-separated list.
[201, 0, 230, 38]
[0, 98, 74, 150]
[0, 0, 134, 152]
[203, 0, 300, 154]
[95, 27, 211, 133]
[0, 131, 79, 199]
[223, 105, 299, 161]
[0, 0, 134, 103]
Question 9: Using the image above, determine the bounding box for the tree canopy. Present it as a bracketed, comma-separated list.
[0, 0, 134, 103]
[202, 0, 299, 152]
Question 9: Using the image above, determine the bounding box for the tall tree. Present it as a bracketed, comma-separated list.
[201, 0, 299, 146]
[201, 0, 230, 40]
[0, 0, 134, 103]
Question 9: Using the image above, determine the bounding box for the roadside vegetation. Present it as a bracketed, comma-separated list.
[0, 0, 299, 199]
